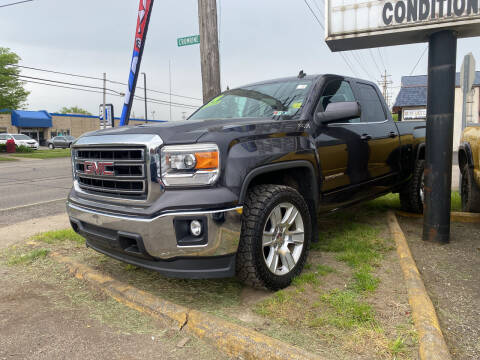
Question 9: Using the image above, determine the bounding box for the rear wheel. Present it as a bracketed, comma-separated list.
[48, 143, 54, 149]
[400, 159, 425, 213]
[460, 164, 480, 213]
[236, 184, 311, 290]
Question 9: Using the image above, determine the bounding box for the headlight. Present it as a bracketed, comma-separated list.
[161, 144, 219, 186]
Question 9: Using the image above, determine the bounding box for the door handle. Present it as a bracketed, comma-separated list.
[360, 134, 372, 141]
[389, 131, 397, 138]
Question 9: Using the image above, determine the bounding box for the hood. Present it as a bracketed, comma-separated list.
[77, 118, 304, 145]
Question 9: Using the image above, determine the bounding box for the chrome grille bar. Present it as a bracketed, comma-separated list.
[74, 147, 147, 197]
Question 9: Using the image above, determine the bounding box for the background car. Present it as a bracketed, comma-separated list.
[46, 135, 76, 149]
[0, 133, 39, 149]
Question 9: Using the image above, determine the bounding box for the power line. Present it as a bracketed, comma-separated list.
[377, 48, 386, 71]
[0, 0, 34, 8]
[369, 49, 382, 77]
[11, 64, 202, 101]
[409, 46, 428, 76]
[303, 0, 324, 30]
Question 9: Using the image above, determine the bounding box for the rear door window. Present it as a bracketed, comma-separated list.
[356, 83, 386, 123]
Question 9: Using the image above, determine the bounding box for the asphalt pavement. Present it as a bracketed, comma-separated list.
[0, 158, 72, 227]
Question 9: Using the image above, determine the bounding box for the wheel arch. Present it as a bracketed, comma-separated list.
[458, 143, 474, 170]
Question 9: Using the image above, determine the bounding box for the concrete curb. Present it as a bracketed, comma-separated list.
[396, 210, 480, 223]
[51, 252, 324, 360]
[387, 212, 451, 360]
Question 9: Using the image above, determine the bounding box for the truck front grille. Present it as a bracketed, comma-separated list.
[74, 147, 147, 198]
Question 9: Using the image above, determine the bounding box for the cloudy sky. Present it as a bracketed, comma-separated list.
[1, 0, 479, 121]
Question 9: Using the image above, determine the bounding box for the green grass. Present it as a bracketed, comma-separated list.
[451, 191, 461, 212]
[316, 264, 335, 276]
[352, 266, 380, 293]
[0, 156, 18, 161]
[319, 290, 376, 329]
[32, 229, 84, 245]
[292, 272, 318, 286]
[388, 336, 406, 356]
[11, 148, 71, 159]
[7, 249, 50, 265]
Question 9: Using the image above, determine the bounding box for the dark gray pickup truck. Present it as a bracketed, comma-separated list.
[67, 73, 426, 289]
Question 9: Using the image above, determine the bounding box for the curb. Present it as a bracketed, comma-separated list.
[51, 252, 324, 360]
[387, 212, 451, 360]
[396, 210, 480, 223]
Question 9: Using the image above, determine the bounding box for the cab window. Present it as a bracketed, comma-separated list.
[318, 80, 359, 123]
[356, 83, 386, 123]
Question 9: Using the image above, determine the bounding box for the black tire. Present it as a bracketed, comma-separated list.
[460, 164, 480, 213]
[236, 184, 311, 290]
[48, 143, 54, 149]
[400, 159, 425, 214]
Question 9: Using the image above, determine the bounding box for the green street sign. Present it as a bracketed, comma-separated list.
[177, 35, 200, 47]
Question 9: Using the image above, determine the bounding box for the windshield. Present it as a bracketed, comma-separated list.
[12, 135, 32, 140]
[189, 79, 313, 121]
[65, 136, 75, 140]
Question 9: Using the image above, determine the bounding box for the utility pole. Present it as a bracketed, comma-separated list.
[198, 0, 221, 104]
[103, 72, 106, 130]
[142, 72, 148, 123]
[378, 70, 393, 109]
[169, 60, 172, 121]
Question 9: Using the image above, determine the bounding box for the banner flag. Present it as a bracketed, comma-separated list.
[120, 0, 154, 126]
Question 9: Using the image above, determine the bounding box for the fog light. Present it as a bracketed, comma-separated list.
[190, 220, 202, 237]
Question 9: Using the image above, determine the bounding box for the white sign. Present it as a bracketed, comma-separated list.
[99, 104, 114, 128]
[326, 0, 480, 51]
[403, 108, 427, 120]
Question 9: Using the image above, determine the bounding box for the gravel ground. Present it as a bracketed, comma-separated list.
[397, 217, 480, 360]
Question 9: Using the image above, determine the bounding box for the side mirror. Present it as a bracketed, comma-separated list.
[315, 101, 361, 125]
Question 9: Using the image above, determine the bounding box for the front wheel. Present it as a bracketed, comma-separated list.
[48, 143, 54, 149]
[460, 164, 480, 213]
[236, 184, 311, 290]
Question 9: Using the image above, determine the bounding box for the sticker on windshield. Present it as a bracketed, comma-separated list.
[203, 94, 224, 108]
[273, 111, 287, 116]
[291, 102, 303, 109]
[296, 84, 308, 90]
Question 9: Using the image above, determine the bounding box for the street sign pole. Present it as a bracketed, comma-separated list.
[461, 53, 476, 131]
[423, 30, 457, 244]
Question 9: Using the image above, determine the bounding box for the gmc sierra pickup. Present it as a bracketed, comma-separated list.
[459, 124, 480, 212]
[67, 73, 426, 290]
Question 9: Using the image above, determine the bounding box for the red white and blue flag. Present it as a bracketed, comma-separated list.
[120, 0, 154, 126]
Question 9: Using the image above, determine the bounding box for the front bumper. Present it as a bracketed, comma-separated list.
[67, 202, 243, 278]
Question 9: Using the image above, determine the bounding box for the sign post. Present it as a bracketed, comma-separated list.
[460, 53, 476, 131]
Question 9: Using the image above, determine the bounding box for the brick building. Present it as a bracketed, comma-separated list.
[0, 111, 165, 146]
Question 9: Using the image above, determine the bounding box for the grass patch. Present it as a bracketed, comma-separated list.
[316, 264, 335, 276]
[7, 249, 49, 265]
[0, 156, 18, 161]
[451, 191, 461, 212]
[320, 290, 376, 329]
[32, 229, 84, 245]
[292, 272, 318, 286]
[11, 148, 71, 159]
[352, 266, 380, 293]
[388, 336, 406, 356]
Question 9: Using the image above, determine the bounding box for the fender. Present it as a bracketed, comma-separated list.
[458, 143, 475, 169]
[238, 160, 319, 208]
[416, 143, 426, 161]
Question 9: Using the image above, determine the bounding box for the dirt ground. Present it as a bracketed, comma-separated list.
[397, 216, 480, 360]
[21, 195, 420, 359]
[0, 258, 227, 360]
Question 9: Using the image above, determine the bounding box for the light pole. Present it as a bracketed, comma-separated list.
[142, 72, 147, 123]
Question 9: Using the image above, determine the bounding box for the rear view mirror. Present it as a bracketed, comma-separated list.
[315, 101, 361, 125]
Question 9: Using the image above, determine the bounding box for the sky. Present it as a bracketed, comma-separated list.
[1, 0, 479, 121]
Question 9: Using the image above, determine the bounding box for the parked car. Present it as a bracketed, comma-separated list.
[458, 124, 480, 212]
[47, 135, 76, 149]
[0, 133, 39, 149]
[67, 73, 426, 290]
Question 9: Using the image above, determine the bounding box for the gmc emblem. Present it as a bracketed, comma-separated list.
[84, 161, 114, 176]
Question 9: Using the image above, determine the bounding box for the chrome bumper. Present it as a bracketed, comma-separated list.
[67, 202, 242, 260]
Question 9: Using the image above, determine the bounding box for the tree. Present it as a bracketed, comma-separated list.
[0, 48, 29, 110]
[59, 106, 92, 115]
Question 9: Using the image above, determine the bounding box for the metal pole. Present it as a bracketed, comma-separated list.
[103, 72, 106, 130]
[169, 60, 172, 121]
[423, 30, 457, 244]
[142, 72, 148, 124]
[461, 55, 470, 132]
[198, 0, 221, 103]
